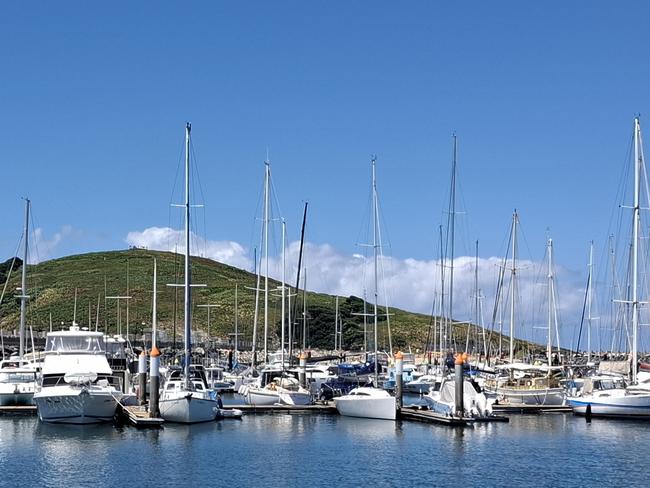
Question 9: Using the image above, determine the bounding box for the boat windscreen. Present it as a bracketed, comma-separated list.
[45, 335, 105, 353]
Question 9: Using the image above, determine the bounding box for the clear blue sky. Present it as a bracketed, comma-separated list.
[1, 2, 649, 346]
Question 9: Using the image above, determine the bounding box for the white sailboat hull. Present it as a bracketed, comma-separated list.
[567, 390, 650, 417]
[34, 386, 119, 424]
[159, 391, 218, 423]
[335, 387, 396, 420]
[277, 388, 311, 406]
[245, 387, 280, 406]
[490, 387, 565, 406]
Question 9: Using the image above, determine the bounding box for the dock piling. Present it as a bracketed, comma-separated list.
[395, 350, 403, 412]
[149, 346, 160, 417]
[455, 353, 465, 417]
[138, 350, 147, 405]
[299, 352, 307, 388]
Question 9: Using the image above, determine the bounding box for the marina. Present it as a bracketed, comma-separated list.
[4, 3, 650, 487]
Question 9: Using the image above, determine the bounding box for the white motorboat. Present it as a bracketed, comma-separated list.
[158, 123, 218, 424]
[566, 370, 650, 417]
[33, 327, 123, 424]
[404, 374, 442, 395]
[0, 358, 37, 406]
[334, 387, 396, 420]
[424, 377, 493, 418]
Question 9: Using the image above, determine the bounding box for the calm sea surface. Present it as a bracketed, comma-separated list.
[0, 400, 647, 487]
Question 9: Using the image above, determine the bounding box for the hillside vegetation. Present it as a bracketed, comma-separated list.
[0, 249, 534, 354]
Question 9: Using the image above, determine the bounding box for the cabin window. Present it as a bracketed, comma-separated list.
[45, 335, 105, 353]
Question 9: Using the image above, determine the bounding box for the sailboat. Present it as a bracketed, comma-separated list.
[0, 198, 38, 406]
[484, 215, 565, 405]
[335, 157, 396, 421]
[243, 165, 311, 406]
[158, 123, 218, 423]
[566, 117, 650, 418]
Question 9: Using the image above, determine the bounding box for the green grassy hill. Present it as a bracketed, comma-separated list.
[0, 249, 536, 354]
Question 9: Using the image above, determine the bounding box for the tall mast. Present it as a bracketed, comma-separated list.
[234, 284, 239, 365]
[547, 238, 553, 369]
[291, 202, 308, 360]
[19, 198, 30, 359]
[281, 219, 286, 367]
[302, 269, 307, 350]
[447, 134, 458, 351]
[183, 122, 192, 388]
[438, 225, 445, 354]
[334, 296, 339, 351]
[632, 117, 642, 384]
[372, 157, 379, 386]
[587, 241, 594, 362]
[263, 161, 270, 364]
[363, 289, 368, 352]
[509, 210, 518, 364]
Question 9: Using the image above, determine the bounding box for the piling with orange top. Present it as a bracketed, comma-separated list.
[149, 346, 160, 417]
[138, 350, 147, 405]
[395, 351, 404, 412]
[455, 353, 465, 417]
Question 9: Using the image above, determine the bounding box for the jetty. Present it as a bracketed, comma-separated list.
[492, 403, 572, 414]
[121, 405, 164, 427]
[0, 405, 37, 416]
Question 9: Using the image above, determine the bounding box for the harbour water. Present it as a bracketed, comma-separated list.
[0, 409, 644, 487]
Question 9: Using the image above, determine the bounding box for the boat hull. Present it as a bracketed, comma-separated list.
[0, 381, 35, 406]
[278, 389, 311, 406]
[567, 394, 650, 418]
[245, 387, 280, 406]
[159, 393, 218, 423]
[335, 389, 396, 420]
[490, 387, 565, 406]
[34, 387, 118, 424]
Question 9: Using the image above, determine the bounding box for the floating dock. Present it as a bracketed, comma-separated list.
[0, 405, 37, 415]
[399, 406, 509, 426]
[492, 403, 572, 414]
[399, 407, 472, 426]
[122, 405, 164, 427]
[231, 403, 338, 415]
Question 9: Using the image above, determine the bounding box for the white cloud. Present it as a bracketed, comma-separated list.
[258, 241, 585, 349]
[30, 225, 78, 264]
[125, 227, 252, 270]
[124, 227, 587, 348]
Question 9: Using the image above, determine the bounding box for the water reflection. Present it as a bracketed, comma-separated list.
[0, 412, 647, 487]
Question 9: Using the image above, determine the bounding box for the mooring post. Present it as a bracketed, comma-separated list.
[149, 346, 160, 417]
[585, 403, 592, 423]
[455, 353, 465, 417]
[138, 349, 147, 405]
[395, 350, 404, 413]
[299, 351, 307, 389]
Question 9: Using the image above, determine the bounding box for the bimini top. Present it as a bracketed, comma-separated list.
[44, 326, 106, 355]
